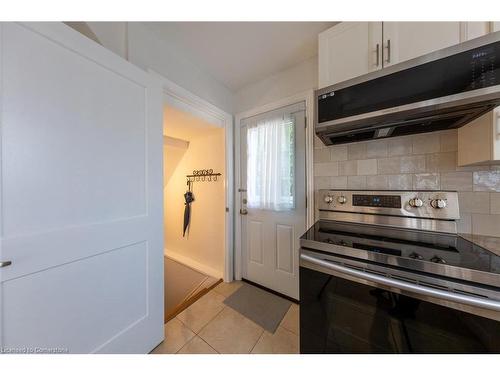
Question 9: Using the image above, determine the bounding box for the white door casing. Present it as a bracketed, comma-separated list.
[239, 102, 306, 299]
[0, 23, 163, 353]
[152, 72, 234, 282]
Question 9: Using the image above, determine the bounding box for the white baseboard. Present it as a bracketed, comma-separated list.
[164, 249, 223, 280]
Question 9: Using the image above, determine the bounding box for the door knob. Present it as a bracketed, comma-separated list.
[240, 208, 248, 215]
[0, 261, 12, 268]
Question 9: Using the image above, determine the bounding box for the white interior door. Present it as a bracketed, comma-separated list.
[0, 23, 163, 353]
[239, 102, 306, 299]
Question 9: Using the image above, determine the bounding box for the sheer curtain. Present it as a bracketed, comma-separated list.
[246, 113, 295, 211]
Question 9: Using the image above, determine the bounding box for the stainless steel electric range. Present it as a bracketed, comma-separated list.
[299, 190, 500, 353]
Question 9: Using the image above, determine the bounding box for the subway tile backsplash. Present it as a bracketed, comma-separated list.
[314, 129, 500, 237]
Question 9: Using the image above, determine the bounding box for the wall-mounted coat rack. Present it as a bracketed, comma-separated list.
[186, 169, 222, 183]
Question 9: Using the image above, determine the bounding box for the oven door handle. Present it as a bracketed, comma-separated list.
[300, 253, 500, 312]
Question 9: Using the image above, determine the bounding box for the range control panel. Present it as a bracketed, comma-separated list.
[318, 190, 460, 220]
[352, 194, 402, 208]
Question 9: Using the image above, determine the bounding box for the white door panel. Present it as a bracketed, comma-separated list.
[2, 23, 147, 236]
[0, 23, 163, 353]
[248, 221, 264, 264]
[3, 242, 148, 353]
[239, 104, 306, 299]
[276, 224, 294, 273]
[382, 22, 461, 67]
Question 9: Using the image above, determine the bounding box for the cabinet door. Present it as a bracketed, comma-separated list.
[318, 22, 382, 88]
[462, 22, 490, 41]
[458, 110, 500, 166]
[458, 112, 494, 166]
[493, 22, 500, 32]
[382, 22, 461, 67]
[494, 108, 500, 161]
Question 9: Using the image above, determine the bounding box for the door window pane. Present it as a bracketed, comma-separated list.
[247, 114, 295, 211]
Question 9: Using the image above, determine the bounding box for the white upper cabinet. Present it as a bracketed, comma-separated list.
[457, 22, 499, 167]
[462, 22, 491, 41]
[318, 22, 493, 89]
[382, 22, 461, 67]
[458, 110, 500, 166]
[318, 22, 382, 88]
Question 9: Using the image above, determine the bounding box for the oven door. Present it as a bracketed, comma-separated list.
[299, 250, 500, 353]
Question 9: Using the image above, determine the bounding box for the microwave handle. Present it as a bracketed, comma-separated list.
[300, 253, 500, 312]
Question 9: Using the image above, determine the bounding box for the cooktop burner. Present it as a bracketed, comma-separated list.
[301, 220, 500, 280]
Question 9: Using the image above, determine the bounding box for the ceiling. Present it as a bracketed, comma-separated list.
[163, 105, 221, 141]
[145, 22, 336, 91]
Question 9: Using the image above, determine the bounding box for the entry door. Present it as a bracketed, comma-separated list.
[0, 23, 163, 353]
[239, 102, 306, 299]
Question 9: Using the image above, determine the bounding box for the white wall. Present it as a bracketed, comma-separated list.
[73, 22, 234, 114]
[86, 22, 127, 59]
[127, 23, 234, 113]
[71, 22, 320, 116]
[234, 56, 318, 113]
[164, 128, 226, 278]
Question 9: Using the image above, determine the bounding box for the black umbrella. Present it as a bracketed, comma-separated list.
[183, 180, 194, 237]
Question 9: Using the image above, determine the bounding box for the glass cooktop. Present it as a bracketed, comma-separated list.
[300, 220, 500, 279]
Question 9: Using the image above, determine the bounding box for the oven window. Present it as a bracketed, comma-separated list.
[300, 267, 500, 353]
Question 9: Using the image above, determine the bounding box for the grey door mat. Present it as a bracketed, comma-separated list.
[223, 283, 292, 333]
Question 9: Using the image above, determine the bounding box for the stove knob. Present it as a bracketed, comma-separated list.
[409, 252, 423, 260]
[431, 199, 447, 209]
[430, 255, 447, 264]
[337, 196, 347, 204]
[324, 195, 333, 204]
[409, 198, 423, 208]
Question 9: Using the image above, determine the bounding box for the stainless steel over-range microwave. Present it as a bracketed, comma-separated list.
[315, 32, 500, 145]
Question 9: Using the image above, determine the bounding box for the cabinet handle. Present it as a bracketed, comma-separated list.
[385, 39, 391, 64]
[496, 110, 500, 137]
[375, 43, 380, 66]
[0, 261, 12, 268]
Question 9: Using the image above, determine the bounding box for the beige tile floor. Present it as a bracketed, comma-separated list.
[151, 281, 299, 354]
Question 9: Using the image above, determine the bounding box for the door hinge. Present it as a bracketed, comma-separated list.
[305, 196, 308, 208]
[305, 116, 307, 128]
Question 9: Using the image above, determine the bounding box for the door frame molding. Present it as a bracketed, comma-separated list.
[150, 71, 234, 282]
[234, 90, 315, 280]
